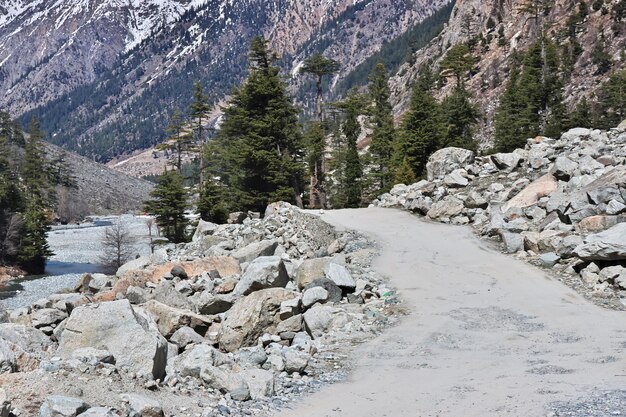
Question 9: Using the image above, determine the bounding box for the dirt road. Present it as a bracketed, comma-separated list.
[277, 208, 626, 417]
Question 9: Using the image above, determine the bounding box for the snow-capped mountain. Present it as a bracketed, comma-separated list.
[0, 0, 450, 160]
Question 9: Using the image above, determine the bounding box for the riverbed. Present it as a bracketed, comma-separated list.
[0, 215, 154, 310]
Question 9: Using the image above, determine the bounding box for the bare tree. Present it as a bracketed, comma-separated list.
[99, 219, 134, 273]
[145, 216, 156, 254]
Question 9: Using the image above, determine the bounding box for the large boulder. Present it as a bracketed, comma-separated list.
[192, 220, 218, 242]
[142, 300, 212, 338]
[231, 240, 278, 264]
[324, 263, 356, 291]
[219, 288, 298, 352]
[427, 196, 464, 220]
[574, 223, 626, 261]
[426, 147, 475, 181]
[193, 292, 233, 315]
[295, 258, 331, 290]
[550, 156, 578, 180]
[57, 300, 168, 379]
[577, 215, 626, 234]
[39, 396, 89, 417]
[0, 323, 51, 372]
[491, 153, 522, 172]
[120, 394, 163, 417]
[303, 305, 348, 339]
[502, 174, 558, 212]
[234, 256, 289, 296]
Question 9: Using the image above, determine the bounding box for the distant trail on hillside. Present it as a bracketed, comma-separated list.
[277, 208, 626, 417]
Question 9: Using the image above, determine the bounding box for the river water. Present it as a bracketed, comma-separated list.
[0, 215, 153, 310]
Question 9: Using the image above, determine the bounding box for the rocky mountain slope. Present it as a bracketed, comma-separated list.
[375, 121, 626, 309]
[389, 0, 626, 143]
[2, 0, 450, 161]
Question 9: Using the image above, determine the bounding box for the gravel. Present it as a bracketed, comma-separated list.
[0, 215, 154, 310]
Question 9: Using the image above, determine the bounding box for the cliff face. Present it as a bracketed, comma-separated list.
[0, 0, 449, 161]
[389, 0, 626, 144]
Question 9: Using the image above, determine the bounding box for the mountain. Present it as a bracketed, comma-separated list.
[388, 0, 626, 143]
[1, 0, 451, 161]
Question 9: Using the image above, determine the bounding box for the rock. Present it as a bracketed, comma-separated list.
[499, 231, 523, 254]
[323, 262, 356, 291]
[235, 346, 268, 367]
[240, 369, 275, 400]
[295, 258, 331, 290]
[192, 220, 218, 242]
[539, 253, 560, 268]
[142, 300, 212, 338]
[170, 327, 204, 349]
[502, 174, 558, 212]
[31, 309, 68, 329]
[556, 235, 584, 258]
[0, 340, 15, 374]
[234, 256, 289, 296]
[550, 156, 578, 180]
[152, 281, 192, 310]
[39, 396, 89, 417]
[71, 347, 115, 365]
[170, 265, 188, 279]
[126, 286, 151, 305]
[194, 292, 233, 315]
[303, 305, 345, 339]
[76, 408, 117, 417]
[276, 314, 303, 335]
[443, 169, 469, 188]
[0, 389, 9, 417]
[200, 366, 250, 400]
[283, 349, 309, 373]
[302, 287, 329, 308]
[599, 266, 625, 283]
[491, 153, 522, 172]
[120, 394, 163, 417]
[219, 288, 298, 352]
[577, 215, 626, 234]
[426, 147, 475, 181]
[464, 191, 488, 209]
[303, 278, 342, 303]
[607, 200, 626, 215]
[231, 240, 278, 264]
[168, 344, 216, 378]
[57, 300, 168, 379]
[427, 196, 464, 220]
[0, 323, 52, 371]
[228, 212, 249, 224]
[574, 223, 626, 261]
[279, 297, 302, 320]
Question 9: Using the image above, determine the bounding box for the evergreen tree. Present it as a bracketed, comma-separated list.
[300, 52, 341, 207]
[329, 90, 364, 208]
[441, 85, 480, 150]
[393, 78, 444, 177]
[394, 157, 417, 185]
[569, 97, 593, 129]
[197, 178, 229, 224]
[158, 109, 192, 172]
[17, 117, 54, 273]
[439, 43, 478, 87]
[144, 170, 189, 243]
[367, 62, 395, 195]
[209, 37, 305, 213]
[303, 122, 327, 208]
[189, 82, 211, 184]
[596, 69, 626, 128]
[0, 135, 23, 265]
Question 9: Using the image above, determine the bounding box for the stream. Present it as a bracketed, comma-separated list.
[0, 215, 153, 310]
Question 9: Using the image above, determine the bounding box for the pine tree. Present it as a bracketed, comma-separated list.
[329, 90, 364, 208]
[439, 43, 478, 87]
[367, 62, 395, 195]
[303, 122, 327, 208]
[394, 157, 417, 185]
[300, 52, 341, 208]
[209, 37, 305, 213]
[569, 97, 593, 129]
[197, 178, 229, 224]
[189, 82, 211, 185]
[596, 69, 626, 128]
[17, 117, 54, 273]
[393, 79, 444, 177]
[144, 170, 189, 243]
[441, 85, 480, 151]
[158, 109, 192, 172]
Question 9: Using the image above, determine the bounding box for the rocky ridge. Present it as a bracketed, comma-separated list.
[0, 203, 402, 417]
[373, 122, 626, 310]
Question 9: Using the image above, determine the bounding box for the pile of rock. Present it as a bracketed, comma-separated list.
[373, 126, 626, 307]
[0, 202, 399, 417]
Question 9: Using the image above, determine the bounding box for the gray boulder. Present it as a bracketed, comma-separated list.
[427, 196, 464, 220]
[57, 300, 168, 379]
[240, 369, 275, 399]
[295, 258, 331, 290]
[231, 240, 278, 264]
[200, 366, 250, 400]
[302, 287, 329, 308]
[426, 147, 474, 181]
[443, 169, 469, 188]
[303, 278, 342, 303]
[192, 220, 218, 242]
[283, 349, 309, 374]
[303, 305, 346, 339]
[491, 153, 522, 172]
[499, 231, 523, 254]
[574, 223, 626, 261]
[170, 326, 204, 349]
[550, 156, 578, 180]
[31, 308, 68, 329]
[120, 394, 163, 417]
[219, 288, 298, 352]
[168, 343, 216, 378]
[235, 346, 268, 368]
[39, 396, 89, 417]
[142, 300, 212, 339]
[234, 256, 289, 296]
[324, 263, 356, 290]
[0, 340, 15, 374]
[193, 292, 233, 315]
[77, 408, 117, 417]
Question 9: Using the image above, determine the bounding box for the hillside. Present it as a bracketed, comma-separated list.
[389, 0, 626, 144]
[3, 0, 451, 162]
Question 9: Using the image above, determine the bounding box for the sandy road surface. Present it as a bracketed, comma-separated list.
[278, 208, 626, 417]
